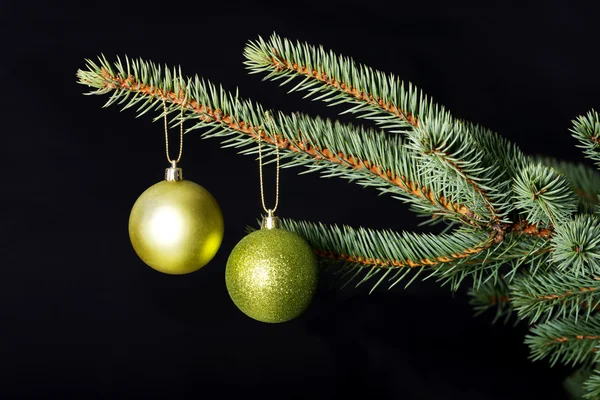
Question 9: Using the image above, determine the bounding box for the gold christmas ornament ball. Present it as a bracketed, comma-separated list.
[225, 228, 319, 323]
[128, 180, 224, 274]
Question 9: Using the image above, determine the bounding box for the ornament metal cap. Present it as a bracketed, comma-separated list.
[165, 160, 183, 181]
[261, 209, 280, 230]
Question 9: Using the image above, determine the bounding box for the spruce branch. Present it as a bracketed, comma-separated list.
[437, 230, 552, 290]
[571, 110, 600, 170]
[551, 214, 600, 277]
[278, 218, 553, 291]
[77, 55, 497, 227]
[512, 272, 600, 323]
[77, 54, 558, 292]
[277, 218, 495, 292]
[245, 34, 515, 226]
[512, 163, 578, 227]
[535, 155, 600, 212]
[406, 115, 513, 225]
[526, 315, 600, 367]
[244, 34, 421, 132]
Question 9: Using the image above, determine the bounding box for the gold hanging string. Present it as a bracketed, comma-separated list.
[258, 124, 280, 214]
[163, 100, 184, 164]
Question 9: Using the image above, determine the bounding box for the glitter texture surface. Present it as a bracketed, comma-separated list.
[225, 228, 319, 323]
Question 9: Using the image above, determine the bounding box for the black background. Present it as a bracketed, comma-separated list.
[2, 2, 598, 399]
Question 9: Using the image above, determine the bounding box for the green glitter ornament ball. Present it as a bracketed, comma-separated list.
[225, 228, 319, 323]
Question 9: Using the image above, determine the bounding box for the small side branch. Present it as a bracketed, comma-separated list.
[244, 34, 422, 130]
[526, 315, 600, 367]
[267, 54, 419, 127]
[313, 234, 496, 269]
[279, 218, 496, 270]
[513, 272, 600, 323]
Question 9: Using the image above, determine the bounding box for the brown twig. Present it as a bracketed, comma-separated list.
[554, 335, 600, 343]
[509, 221, 553, 239]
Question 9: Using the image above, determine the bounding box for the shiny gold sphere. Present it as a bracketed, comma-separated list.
[128, 180, 224, 274]
[225, 228, 319, 323]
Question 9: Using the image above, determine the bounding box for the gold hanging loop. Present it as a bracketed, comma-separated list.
[163, 100, 184, 164]
[163, 100, 185, 181]
[258, 113, 280, 216]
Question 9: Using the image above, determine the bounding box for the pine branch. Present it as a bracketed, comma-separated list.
[535, 155, 600, 212]
[76, 54, 561, 295]
[469, 215, 600, 324]
[78, 54, 563, 287]
[526, 315, 600, 367]
[244, 33, 421, 132]
[245, 34, 517, 225]
[512, 163, 578, 227]
[77, 55, 502, 227]
[405, 115, 513, 225]
[512, 271, 600, 323]
[571, 110, 600, 170]
[277, 218, 495, 292]
[436, 229, 552, 290]
[551, 214, 600, 278]
[277, 218, 555, 291]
